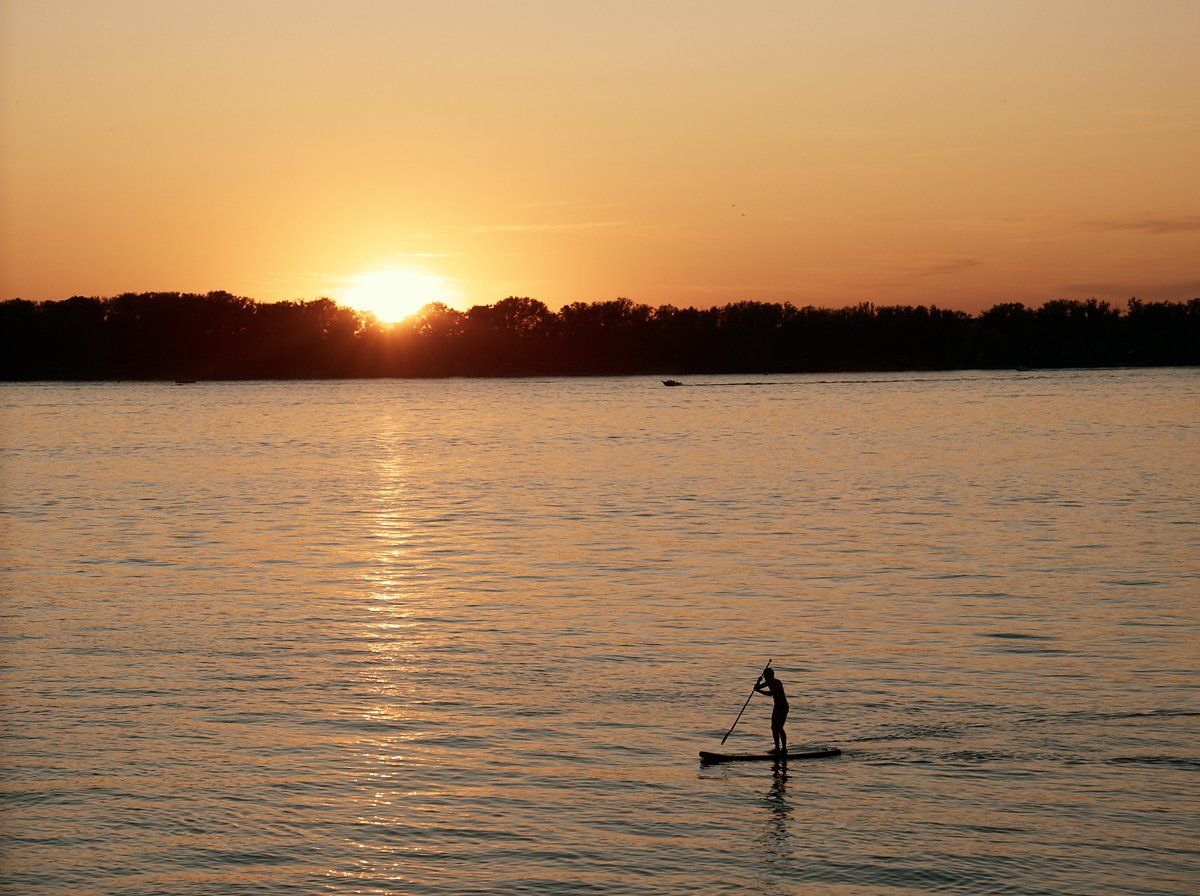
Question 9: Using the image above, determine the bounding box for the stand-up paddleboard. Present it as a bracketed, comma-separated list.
[699, 747, 841, 764]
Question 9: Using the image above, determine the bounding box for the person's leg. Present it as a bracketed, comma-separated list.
[777, 706, 788, 754]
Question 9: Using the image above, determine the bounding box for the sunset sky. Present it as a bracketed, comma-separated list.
[2, 0, 1197, 315]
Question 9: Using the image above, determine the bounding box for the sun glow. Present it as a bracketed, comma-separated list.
[338, 268, 453, 323]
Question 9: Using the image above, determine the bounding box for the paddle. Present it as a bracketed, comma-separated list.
[720, 659, 771, 745]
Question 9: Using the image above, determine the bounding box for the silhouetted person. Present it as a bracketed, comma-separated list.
[755, 668, 789, 755]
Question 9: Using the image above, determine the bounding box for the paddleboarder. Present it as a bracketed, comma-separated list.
[754, 668, 789, 755]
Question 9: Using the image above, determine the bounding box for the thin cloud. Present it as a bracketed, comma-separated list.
[911, 258, 983, 278]
[467, 220, 632, 234]
[1084, 214, 1200, 235]
[515, 200, 621, 210]
[652, 283, 797, 294]
[845, 257, 985, 292]
[1058, 279, 1200, 298]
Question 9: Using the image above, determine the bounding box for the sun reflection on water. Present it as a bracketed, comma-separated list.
[335, 443, 434, 883]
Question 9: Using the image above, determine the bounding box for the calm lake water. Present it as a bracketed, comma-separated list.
[2, 370, 1198, 895]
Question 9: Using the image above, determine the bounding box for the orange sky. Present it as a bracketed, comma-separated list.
[2, 0, 1198, 313]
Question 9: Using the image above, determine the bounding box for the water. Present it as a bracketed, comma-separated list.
[1, 370, 1198, 895]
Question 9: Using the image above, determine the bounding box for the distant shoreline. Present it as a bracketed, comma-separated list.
[3, 293, 1197, 380]
[5, 366, 1198, 386]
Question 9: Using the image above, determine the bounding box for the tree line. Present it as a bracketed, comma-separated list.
[1, 292, 1197, 380]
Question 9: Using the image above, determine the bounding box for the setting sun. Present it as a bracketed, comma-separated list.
[338, 269, 453, 323]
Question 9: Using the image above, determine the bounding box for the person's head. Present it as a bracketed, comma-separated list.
[763, 668, 775, 681]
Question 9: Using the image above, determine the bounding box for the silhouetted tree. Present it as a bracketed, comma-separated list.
[1, 292, 1196, 379]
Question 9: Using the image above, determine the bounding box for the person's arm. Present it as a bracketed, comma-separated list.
[753, 679, 770, 695]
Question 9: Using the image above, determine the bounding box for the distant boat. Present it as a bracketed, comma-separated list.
[662, 379, 683, 387]
[174, 379, 198, 385]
